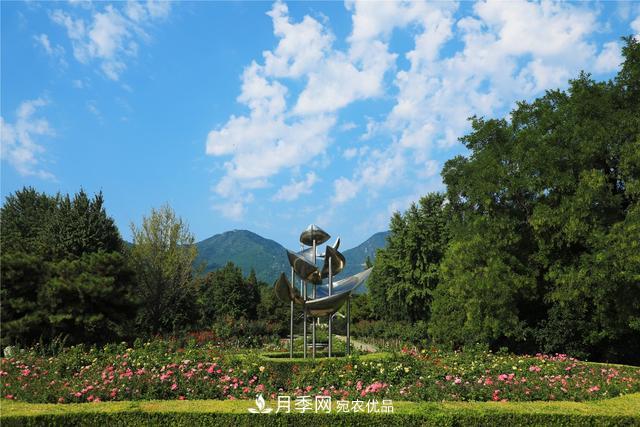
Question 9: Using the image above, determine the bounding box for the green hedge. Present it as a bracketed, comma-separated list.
[253, 352, 391, 390]
[2, 394, 639, 426]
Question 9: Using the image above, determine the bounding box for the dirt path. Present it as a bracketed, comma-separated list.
[334, 335, 378, 353]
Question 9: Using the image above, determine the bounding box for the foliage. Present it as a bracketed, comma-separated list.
[256, 282, 290, 336]
[197, 263, 260, 324]
[1, 339, 639, 404]
[129, 204, 199, 335]
[425, 37, 640, 363]
[350, 321, 430, 349]
[368, 193, 450, 323]
[0, 188, 134, 346]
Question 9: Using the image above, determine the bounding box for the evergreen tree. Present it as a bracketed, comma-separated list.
[368, 192, 450, 323]
[0, 187, 134, 346]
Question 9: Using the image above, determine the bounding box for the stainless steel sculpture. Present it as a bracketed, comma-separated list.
[274, 224, 372, 358]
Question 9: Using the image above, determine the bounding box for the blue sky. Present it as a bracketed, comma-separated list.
[2, 1, 638, 250]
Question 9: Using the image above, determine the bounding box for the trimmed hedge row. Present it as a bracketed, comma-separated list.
[2, 394, 639, 426]
[2, 412, 638, 427]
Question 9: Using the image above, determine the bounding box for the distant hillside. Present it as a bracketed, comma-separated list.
[193, 229, 389, 288]
[194, 230, 289, 284]
[339, 231, 389, 292]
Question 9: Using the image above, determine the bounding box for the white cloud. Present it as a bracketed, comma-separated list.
[263, 2, 333, 78]
[385, 0, 601, 155]
[273, 172, 318, 201]
[343, 147, 358, 160]
[0, 98, 55, 179]
[631, 15, 640, 38]
[594, 41, 623, 73]
[205, 1, 398, 217]
[50, 1, 170, 81]
[34, 33, 65, 57]
[213, 199, 247, 221]
[333, 176, 359, 204]
[339, 121, 357, 132]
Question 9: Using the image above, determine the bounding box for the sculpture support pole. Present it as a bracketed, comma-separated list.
[328, 257, 332, 357]
[290, 267, 294, 359]
[312, 239, 316, 360]
[346, 296, 351, 356]
[303, 279, 307, 359]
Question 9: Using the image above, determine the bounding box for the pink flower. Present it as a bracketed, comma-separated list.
[484, 377, 494, 386]
[171, 383, 178, 391]
[492, 390, 500, 401]
[588, 385, 600, 393]
[454, 377, 462, 384]
[5, 394, 14, 400]
[21, 369, 30, 376]
[529, 366, 541, 372]
[179, 395, 186, 400]
[58, 397, 65, 403]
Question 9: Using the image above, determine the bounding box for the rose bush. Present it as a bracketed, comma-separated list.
[1, 340, 638, 403]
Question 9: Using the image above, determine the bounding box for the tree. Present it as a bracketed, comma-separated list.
[256, 281, 289, 335]
[41, 252, 136, 344]
[1, 187, 134, 346]
[368, 192, 450, 323]
[129, 204, 199, 335]
[0, 187, 56, 257]
[429, 37, 640, 362]
[197, 262, 260, 325]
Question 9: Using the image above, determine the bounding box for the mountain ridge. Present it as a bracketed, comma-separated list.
[194, 229, 388, 285]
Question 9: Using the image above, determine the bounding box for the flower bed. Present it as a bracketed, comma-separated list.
[1, 340, 639, 404]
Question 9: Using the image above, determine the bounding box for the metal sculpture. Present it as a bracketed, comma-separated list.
[274, 224, 372, 358]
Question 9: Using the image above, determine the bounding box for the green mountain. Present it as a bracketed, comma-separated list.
[194, 230, 389, 287]
[338, 231, 389, 292]
[195, 230, 289, 284]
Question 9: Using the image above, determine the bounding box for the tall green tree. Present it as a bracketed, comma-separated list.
[430, 37, 640, 362]
[1, 187, 134, 346]
[368, 192, 450, 323]
[129, 204, 199, 335]
[197, 262, 260, 324]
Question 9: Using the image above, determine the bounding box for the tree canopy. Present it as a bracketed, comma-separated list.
[1, 188, 134, 346]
